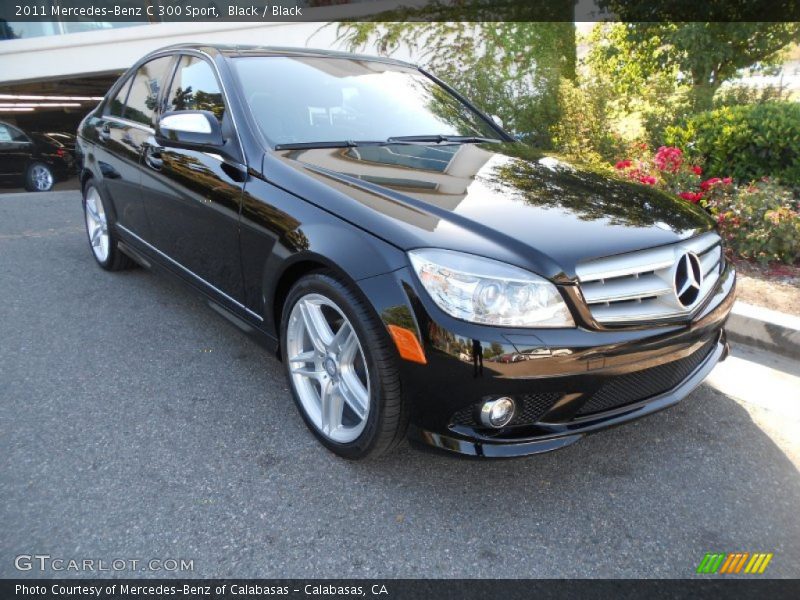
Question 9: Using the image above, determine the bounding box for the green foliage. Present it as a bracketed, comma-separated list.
[549, 78, 623, 165]
[713, 84, 790, 109]
[335, 22, 576, 147]
[711, 181, 800, 265]
[638, 87, 693, 149]
[665, 102, 800, 183]
[587, 22, 800, 112]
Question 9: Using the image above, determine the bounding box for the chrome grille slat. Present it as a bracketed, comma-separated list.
[576, 248, 675, 282]
[577, 232, 723, 325]
[682, 231, 720, 255]
[700, 245, 722, 276]
[581, 273, 673, 303]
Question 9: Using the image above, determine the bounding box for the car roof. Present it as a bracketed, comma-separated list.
[147, 43, 417, 69]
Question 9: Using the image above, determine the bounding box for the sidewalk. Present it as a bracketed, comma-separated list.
[706, 344, 800, 468]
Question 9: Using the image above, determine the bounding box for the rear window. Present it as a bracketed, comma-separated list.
[0, 123, 29, 142]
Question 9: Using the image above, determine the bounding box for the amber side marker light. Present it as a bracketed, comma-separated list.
[387, 325, 427, 364]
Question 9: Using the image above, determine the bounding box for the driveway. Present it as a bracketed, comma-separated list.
[1, 190, 798, 578]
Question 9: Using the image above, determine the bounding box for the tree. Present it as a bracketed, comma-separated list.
[336, 22, 577, 147]
[588, 22, 800, 112]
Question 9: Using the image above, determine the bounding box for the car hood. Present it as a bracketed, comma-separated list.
[269, 142, 715, 281]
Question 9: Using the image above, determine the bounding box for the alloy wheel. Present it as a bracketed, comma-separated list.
[84, 187, 110, 263]
[286, 293, 370, 443]
[31, 165, 53, 191]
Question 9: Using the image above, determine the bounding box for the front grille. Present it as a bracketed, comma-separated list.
[451, 392, 561, 428]
[576, 340, 714, 416]
[576, 232, 723, 325]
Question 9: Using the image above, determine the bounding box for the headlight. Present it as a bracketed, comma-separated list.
[408, 249, 574, 328]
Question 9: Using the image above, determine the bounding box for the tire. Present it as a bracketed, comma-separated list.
[81, 180, 135, 271]
[280, 271, 407, 459]
[25, 162, 54, 192]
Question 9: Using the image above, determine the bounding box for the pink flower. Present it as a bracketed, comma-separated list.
[722, 177, 733, 185]
[654, 146, 683, 173]
[700, 177, 722, 191]
[691, 166, 703, 175]
[678, 191, 703, 203]
[615, 160, 632, 170]
[639, 175, 657, 185]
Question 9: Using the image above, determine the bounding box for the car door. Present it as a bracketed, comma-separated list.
[140, 53, 246, 303]
[0, 122, 34, 177]
[92, 55, 176, 239]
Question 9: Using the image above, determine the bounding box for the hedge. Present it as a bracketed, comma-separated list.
[664, 102, 800, 184]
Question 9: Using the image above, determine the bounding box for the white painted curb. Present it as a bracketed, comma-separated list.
[727, 301, 800, 360]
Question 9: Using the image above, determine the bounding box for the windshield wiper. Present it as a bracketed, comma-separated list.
[274, 139, 432, 150]
[275, 140, 363, 150]
[274, 136, 501, 150]
[386, 135, 500, 144]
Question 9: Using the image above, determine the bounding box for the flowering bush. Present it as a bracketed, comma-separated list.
[611, 145, 799, 265]
[709, 180, 800, 265]
[613, 144, 707, 198]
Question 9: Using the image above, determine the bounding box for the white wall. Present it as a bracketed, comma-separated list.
[0, 3, 418, 85]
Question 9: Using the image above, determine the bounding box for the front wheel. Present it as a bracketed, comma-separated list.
[280, 272, 407, 459]
[25, 162, 54, 192]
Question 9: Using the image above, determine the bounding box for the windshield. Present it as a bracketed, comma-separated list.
[233, 56, 499, 147]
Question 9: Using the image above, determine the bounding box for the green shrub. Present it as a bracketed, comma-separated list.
[664, 102, 800, 184]
[550, 78, 624, 166]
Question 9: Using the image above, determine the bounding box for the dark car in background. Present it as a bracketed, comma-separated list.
[76, 45, 735, 459]
[31, 131, 78, 160]
[0, 121, 75, 191]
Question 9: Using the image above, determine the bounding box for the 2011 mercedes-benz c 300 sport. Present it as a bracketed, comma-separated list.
[77, 44, 735, 459]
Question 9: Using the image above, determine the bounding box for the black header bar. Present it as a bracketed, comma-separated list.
[0, 0, 798, 23]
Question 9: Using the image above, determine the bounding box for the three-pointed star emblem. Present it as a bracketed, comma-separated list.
[674, 252, 703, 307]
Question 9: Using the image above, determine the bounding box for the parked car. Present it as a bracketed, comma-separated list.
[0, 121, 75, 191]
[31, 131, 78, 159]
[497, 353, 526, 364]
[76, 45, 735, 459]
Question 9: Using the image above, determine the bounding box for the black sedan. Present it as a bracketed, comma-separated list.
[0, 121, 75, 191]
[31, 131, 78, 159]
[76, 45, 735, 459]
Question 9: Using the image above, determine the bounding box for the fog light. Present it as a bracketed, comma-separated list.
[480, 397, 515, 428]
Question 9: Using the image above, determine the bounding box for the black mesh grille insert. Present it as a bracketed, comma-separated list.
[576, 340, 714, 416]
[450, 392, 561, 427]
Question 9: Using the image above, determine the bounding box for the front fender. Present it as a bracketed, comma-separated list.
[238, 175, 407, 335]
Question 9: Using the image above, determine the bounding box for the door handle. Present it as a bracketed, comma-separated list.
[143, 144, 163, 171]
[98, 124, 110, 142]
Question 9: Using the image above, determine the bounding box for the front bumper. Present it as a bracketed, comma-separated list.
[411, 330, 727, 457]
[357, 261, 736, 458]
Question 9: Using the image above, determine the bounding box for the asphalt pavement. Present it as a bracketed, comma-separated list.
[1, 190, 799, 578]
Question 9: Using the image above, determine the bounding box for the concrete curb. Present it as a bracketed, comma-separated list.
[726, 301, 800, 360]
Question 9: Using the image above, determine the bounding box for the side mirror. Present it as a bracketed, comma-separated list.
[490, 114, 504, 129]
[156, 110, 223, 148]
